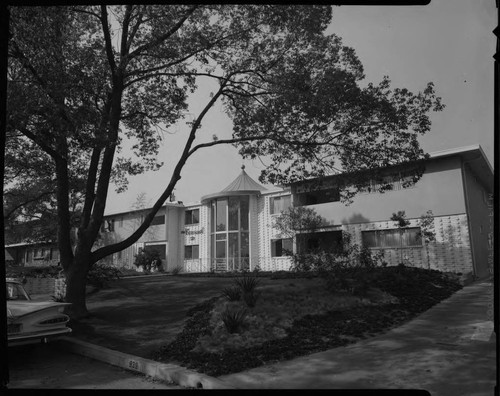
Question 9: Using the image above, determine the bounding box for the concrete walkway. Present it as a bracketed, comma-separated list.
[219, 281, 496, 394]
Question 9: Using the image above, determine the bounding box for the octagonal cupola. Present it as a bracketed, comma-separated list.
[201, 165, 266, 272]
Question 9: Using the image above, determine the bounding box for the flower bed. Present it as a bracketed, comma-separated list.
[153, 266, 462, 376]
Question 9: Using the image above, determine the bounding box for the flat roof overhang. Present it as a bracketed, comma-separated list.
[288, 145, 493, 193]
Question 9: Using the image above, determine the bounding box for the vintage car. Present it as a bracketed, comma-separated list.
[6, 280, 72, 346]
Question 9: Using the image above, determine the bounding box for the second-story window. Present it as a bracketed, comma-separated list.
[185, 209, 200, 225]
[270, 195, 292, 214]
[295, 187, 340, 206]
[150, 215, 165, 226]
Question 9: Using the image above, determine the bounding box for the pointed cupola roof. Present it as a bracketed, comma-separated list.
[201, 165, 266, 202]
[222, 165, 267, 192]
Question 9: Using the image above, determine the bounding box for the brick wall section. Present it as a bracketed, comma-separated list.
[7, 277, 67, 297]
[23, 278, 55, 295]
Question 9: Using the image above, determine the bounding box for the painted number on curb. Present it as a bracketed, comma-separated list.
[128, 359, 140, 371]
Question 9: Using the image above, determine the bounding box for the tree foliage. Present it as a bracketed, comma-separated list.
[273, 206, 324, 240]
[6, 5, 444, 318]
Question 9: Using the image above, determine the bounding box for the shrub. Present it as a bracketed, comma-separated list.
[133, 248, 162, 272]
[221, 308, 247, 334]
[87, 263, 122, 289]
[290, 240, 386, 297]
[221, 286, 241, 301]
[235, 275, 260, 294]
[21, 265, 63, 279]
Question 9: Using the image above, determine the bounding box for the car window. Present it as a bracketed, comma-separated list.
[6, 283, 29, 301]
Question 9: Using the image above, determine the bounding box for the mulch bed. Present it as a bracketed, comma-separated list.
[152, 266, 462, 377]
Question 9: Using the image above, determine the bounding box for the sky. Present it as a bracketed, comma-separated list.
[105, 0, 496, 215]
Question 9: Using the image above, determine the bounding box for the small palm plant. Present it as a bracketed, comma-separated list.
[221, 286, 241, 301]
[234, 275, 260, 308]
[235, 275, 260, 294]
[220, 308, 247, 334]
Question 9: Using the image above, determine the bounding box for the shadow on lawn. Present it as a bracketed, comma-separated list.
[70, 276, 237, 358]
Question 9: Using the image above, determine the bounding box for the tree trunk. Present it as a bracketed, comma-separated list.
[64, 254, 91, 319]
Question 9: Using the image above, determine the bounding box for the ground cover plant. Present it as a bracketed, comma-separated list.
[152, 266, 462, 376]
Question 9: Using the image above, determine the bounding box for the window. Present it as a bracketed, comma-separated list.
[362, 228, 422, 248]
[297, 231, 344, 254]
[271, 238, 293, 257]
[185, 245, 199, 260]
[359, 172, 417, 194]
[33, 247, 52, 260]
[144, 244, 166, 260]
[185, 209, 200, 225]
[210, 197, 250, 271]
[295, 188, 340, 206]
[51, 248, 59, 261]
[270, 195, 292, 214]
[150, 215, 165, 226]
[33, 248, 45, 260]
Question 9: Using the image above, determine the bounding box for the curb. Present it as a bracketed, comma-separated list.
[120, 273, 172, 279]
[58, 337, 235, 389]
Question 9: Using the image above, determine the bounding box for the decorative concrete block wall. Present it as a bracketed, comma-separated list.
[346, 213, 473, 275]
[257, 191, 294, 272]
[182, 203, 210, 272]
[54, 278, 66, 297]
[249, 195, 260, 270]
[184, 258, 210, 273]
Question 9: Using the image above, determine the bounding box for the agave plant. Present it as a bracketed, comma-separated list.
[221, 286, 241, 301]
[234, 275, 260, 294]
[220, 308, 247, 334]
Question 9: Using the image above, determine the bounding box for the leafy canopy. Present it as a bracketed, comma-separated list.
[6, 4, 443, 249]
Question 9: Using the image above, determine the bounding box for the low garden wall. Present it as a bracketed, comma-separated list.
[7, 277, 66, 297]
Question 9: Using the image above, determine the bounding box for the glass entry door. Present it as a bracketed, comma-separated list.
[210, 196, 250, 271]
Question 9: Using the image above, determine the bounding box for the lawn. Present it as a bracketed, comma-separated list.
[152, 266, 463, 376]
